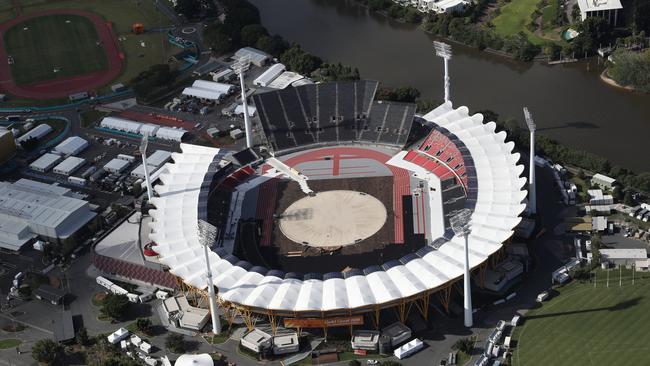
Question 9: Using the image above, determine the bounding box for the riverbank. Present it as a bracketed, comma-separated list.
[600, 69, 636, 92]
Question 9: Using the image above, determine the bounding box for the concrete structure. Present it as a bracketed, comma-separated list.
[162, 295, 210, 331]
[351, 330, 380, 351]
[240, 328, 272, 353]
[234, 47, 270, 67]
[578, 0, 622, 24]
[0, 128, 16, 163]
[104, 158, 130, 174]
[29, 153, 62, 172]
[53, 156, 85, 175]
[591, 173, 617, 189]
[0, 179, 96, 250]
[524, 107, 537, 214]
[253, 63, 286, 87]
[16, 124, 52, 144]
[382, 322, 412, 347]
[54, 136, 89, 156]
[272, 331, 300, 355]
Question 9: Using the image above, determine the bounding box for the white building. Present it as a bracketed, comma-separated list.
[234, 47, 270, 67]
[146, 150, 172, 168]
[351, 330, 380, 351]
[254, 63, 286, 87]
[16, 124, 52, 144]
[588, 189, 614, 205]
[192, 80, 235, 95]
[131, 164, 157, 179]
[54, 136, 89, 156]
[53, 156, 85, 175]
[0, 179, 96, 250]
[240, 328, 272, 353]
[591, 173, 617, 189]
[182, 87, 225, 101]
[577, 0, 622, 24]
[30, 153, 62, 172]
[104, 158, 130, 174]
[600, 248, 647, 266]
[100, 117, 142, 134]
[431, 0, 469, 14]
[162, 295, 209, 331]
[272, 332, 299, 355]
[100, 117, 186, 142]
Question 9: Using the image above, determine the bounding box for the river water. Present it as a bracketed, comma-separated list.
[250, 0, 650, 172]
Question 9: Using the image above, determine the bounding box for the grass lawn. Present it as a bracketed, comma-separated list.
[512, 270, 650, 365]
[0, 339, 21, 349]
[4, 14, 108, 85]
[80, 109, 109, 128]
[492, 0, 561, 45]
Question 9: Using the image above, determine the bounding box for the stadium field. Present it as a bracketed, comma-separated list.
[3, 14, 108, 85]
[512, 269, 650, 366]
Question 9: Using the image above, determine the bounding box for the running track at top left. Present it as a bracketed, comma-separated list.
[0, 9, 124, 99]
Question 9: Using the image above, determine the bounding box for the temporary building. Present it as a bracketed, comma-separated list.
[100, 117, 142, 134]
[182, 87, 224, 101]
[104, 158, 131, 174]
[53, 156, 85, 175]
[192, 80, 235, 94]
[234, 47, 270, 67]
[16, 124, 52, 144]
[146, 150, 172, 167]
[174, 354, 213, 366]
[30, 153, 62, 172]
[254, 63, 286, 87]
[54, 136, 89, 156]
[155, 127, 186, 142]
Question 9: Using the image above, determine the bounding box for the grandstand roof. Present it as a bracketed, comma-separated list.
[148, 99, 526, 313]
[252, 80, 416, 152]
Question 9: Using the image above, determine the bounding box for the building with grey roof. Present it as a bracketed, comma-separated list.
[53, 156, 85, 175]
[16, 124, 52, 144]
[30, 153, 63, 172]
[104, 158, 130, 174]
[54, 136, 89, 156]
[0, 179, 96, 250]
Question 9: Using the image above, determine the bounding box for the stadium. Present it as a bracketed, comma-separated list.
[147, 80, 527, 332]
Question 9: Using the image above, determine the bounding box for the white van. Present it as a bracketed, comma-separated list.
[536, 291, 549, 302]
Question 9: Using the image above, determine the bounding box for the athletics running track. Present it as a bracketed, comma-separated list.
[0, 9, 124, 99]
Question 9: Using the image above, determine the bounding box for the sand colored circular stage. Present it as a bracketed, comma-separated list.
[279, 190, 387, 248]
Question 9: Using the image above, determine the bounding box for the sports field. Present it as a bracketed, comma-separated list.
[512, 269, 650, 366]
[3, 14, 108, 85]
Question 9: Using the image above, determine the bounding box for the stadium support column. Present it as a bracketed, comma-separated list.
[139, 134, 154, 202]
[234, 58, 253, 149]
[451, 209, 472, 328]
[524, 107, 537, 215]
[198, 220, 221, 335]
[434, 41, 452, 103]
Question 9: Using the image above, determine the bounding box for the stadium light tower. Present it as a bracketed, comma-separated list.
[139, 133, 154, 202]
[233, 57, 254, 149]
[523, 107, 537, 215]
[451, 208, 473, 328]
[198, 219, 221, 335]
[434, 41, 452, 103]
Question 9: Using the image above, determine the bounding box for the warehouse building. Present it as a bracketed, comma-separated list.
[254, 63, 286, 87]
[104, 158, 131, 174]
[0, 179, 96, 250]
[591, 173, 617, 189]
[54, 136, 89, 156]
[192, 80, 235, 95]
[16, 124, 52, 144]
[146, 150, 172, 167]
[53, 156, 86, 175]
[30, 153, 63, 172]
[99, 117, 187, 142]
[234, 47, 270, 67]
[0, 128, 16, 164]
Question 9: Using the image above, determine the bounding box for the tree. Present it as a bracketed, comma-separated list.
[204, 24, 233, 54]
[165, 333, 186, 354]
[453, 337, 474, 354]
[255, 35, 289, 57]
[135, 317, 152, 334]
[348, 360, 361, 366]
[280, 44, 322, 74]
[241, 24, 268, 47]
[100, 294, 129, 320]
[377, 86, 421, 103]
[76, 326, 89, 346]
[32, 339, 64, 365]
[624, 190, 635, 206]
[175, 0, 201, 18]
[130, 64, 179, 101]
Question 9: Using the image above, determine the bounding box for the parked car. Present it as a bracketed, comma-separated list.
[536, 291, 549, 302]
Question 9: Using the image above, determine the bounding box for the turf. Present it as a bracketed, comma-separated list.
[512, 269, 650, 366]
[4, 14, 108, 85]
[492, 0, 541, 37]
[0, 339, 21, 349]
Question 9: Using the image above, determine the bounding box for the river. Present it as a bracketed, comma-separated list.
[250, 0, 650, 172]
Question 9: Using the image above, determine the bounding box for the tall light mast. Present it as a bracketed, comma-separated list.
[451, 209, 473, 328]
[139, 133, 154, 202]
[434, 41, 452, 103]
[198, 219, 221, 335]
[234, 57, 253, 149]
[523, 107, 537, 215]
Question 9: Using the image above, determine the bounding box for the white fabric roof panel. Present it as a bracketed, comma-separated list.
[54, 136, 89, 156]
[149, 100, 526, 313]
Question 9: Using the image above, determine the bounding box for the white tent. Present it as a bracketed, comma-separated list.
[174, 353, 213, 366]
[182, 87, 223, 101]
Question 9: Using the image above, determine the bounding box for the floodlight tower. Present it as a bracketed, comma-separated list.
[523, 107, 537, 215]
[198, 219, 221, 335]
[234, 58, 253, 149]
[451, 209, 473, 328]
[139, 133, 154, 202]
[434, 41, 452, 103]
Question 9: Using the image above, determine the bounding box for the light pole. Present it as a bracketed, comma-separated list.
[434, 41, 452, 103]
[197, 219, 221, 335]
[450, 208, 473, 328]
[523, 107, 537, 215]
[139, 133, 154, 202]
[233, 57, 253, 149]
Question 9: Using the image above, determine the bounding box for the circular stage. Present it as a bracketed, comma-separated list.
[278, 190, 387, 248]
